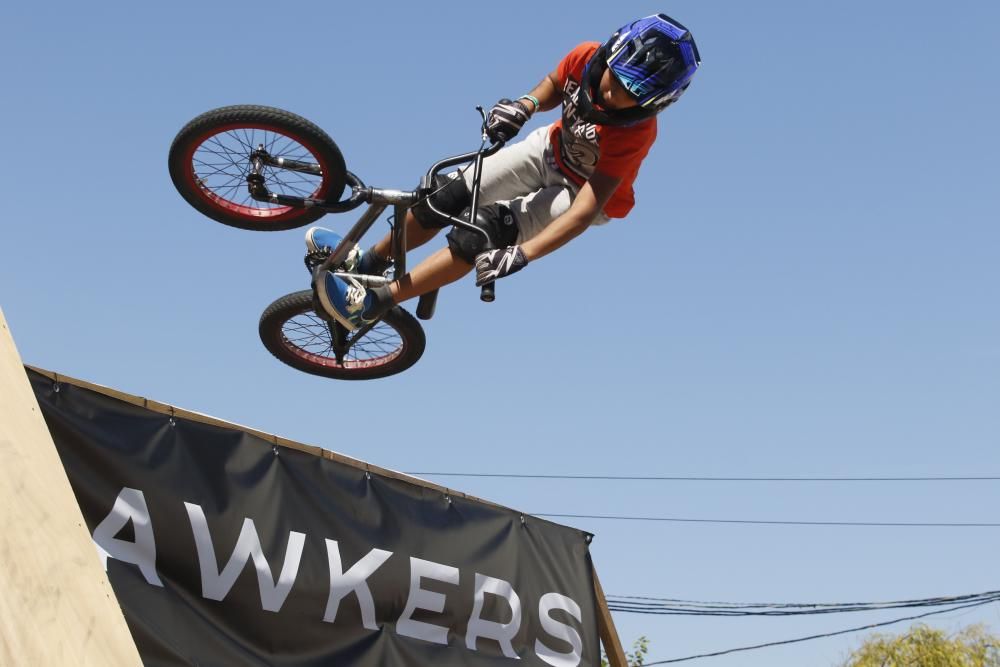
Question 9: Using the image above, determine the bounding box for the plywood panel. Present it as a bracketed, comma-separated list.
[0, 308, 141, 666]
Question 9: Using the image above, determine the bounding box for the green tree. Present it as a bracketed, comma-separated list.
[602, 636, 650, 667]
[840, 624, 1000, 667]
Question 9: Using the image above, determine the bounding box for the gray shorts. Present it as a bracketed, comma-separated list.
[459, 124, 610, 243]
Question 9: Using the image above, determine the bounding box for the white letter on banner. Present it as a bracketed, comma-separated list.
[184, 502, 306, 613]
[396, 557, 460, 645]
[324, 539, 393, 629]
[465, 573, 522, 658]
[92, 487, 163, 586]
[535, 593, 584, 667]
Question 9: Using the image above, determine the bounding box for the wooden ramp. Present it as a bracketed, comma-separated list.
[0, 307, 140, 666]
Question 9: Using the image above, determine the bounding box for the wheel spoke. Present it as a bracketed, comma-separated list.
[190, 124, 330, 217]
[271, 134, 301, 159]
[268, 169, 320, 197]
[239, 127, 255, 153]
[281, 314, 404, 367]
[202, 140, 246, 172]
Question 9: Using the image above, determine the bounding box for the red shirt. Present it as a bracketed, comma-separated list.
[549, 42, 657, 218]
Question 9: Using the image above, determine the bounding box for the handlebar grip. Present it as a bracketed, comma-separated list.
[480, 281, 496, 303]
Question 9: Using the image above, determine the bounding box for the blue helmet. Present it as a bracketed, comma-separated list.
[578, 14, 701, 126]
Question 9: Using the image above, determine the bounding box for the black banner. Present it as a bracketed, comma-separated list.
[29, 369, 600, 666]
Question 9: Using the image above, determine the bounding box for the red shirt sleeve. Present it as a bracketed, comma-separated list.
[557, 42, 601, 87]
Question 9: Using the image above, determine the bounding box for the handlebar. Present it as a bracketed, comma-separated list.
[421, 141, 504, 187]
[320, 107, 506, 304]
[422, 107, 505, 303]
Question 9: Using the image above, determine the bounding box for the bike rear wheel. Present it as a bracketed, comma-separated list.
[259, 290, 426, 380]
[168, 105, 347, 231]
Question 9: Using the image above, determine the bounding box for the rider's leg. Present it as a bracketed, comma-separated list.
[364, 174, 603, 318]
[361, 127, 553, 276]
[366, 208, 441, 262]
[336, 243, 468, 329]
[328, 127, 570, 323]
[386, 246, 473, 303]
[360, 203, 517, 318]
[357, 171, 474, 274]
[366, 128, 552, 287]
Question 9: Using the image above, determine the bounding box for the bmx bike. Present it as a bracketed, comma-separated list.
[168, 105, 504, 380]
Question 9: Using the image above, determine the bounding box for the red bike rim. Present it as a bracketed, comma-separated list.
[182, 122, 334, 222]
[279, 314, 406, 370]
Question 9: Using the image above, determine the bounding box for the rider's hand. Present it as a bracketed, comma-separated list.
[486, 99, 532, 143]
[475, 246, 529, 286]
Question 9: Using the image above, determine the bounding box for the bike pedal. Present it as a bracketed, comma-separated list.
[304, 249, 331, 272]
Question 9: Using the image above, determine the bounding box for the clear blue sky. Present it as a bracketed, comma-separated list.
[2, 1, 999, 664]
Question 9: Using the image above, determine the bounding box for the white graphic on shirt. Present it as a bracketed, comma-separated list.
[558, 79, 600, 180]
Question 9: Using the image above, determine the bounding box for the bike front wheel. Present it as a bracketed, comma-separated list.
[259, 290, 426, 380]
[168, 105, 347, 231]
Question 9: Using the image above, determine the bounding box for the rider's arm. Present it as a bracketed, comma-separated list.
[521, 70, 562, 112]
[487, 70, 562, 142]
[519, 171, 622, 262]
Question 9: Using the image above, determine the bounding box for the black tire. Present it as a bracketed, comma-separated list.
[259, 290, 426, 380]
[168, 105, 347, 231]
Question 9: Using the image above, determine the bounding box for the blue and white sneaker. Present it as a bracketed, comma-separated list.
[305, 227, 362, 272]
[315, 271, 375, 330]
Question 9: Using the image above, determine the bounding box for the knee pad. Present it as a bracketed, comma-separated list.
[446, 203, 519, 264]
[411, 173, 471, 230]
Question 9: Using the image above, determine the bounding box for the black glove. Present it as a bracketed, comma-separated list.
[475, 246, 529, 286]
[486, 98, 531, 143]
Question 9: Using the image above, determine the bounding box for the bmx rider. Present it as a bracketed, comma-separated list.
[309, 13, 701, 329]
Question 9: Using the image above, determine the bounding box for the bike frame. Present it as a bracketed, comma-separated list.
[245, 120, 505, 363]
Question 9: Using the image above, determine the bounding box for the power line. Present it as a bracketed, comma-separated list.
[606, 590, 1000, 616]
[408, 472, 1000, 482]
[534, 513, 1000, 527]
[643, 596, 1000, 664]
